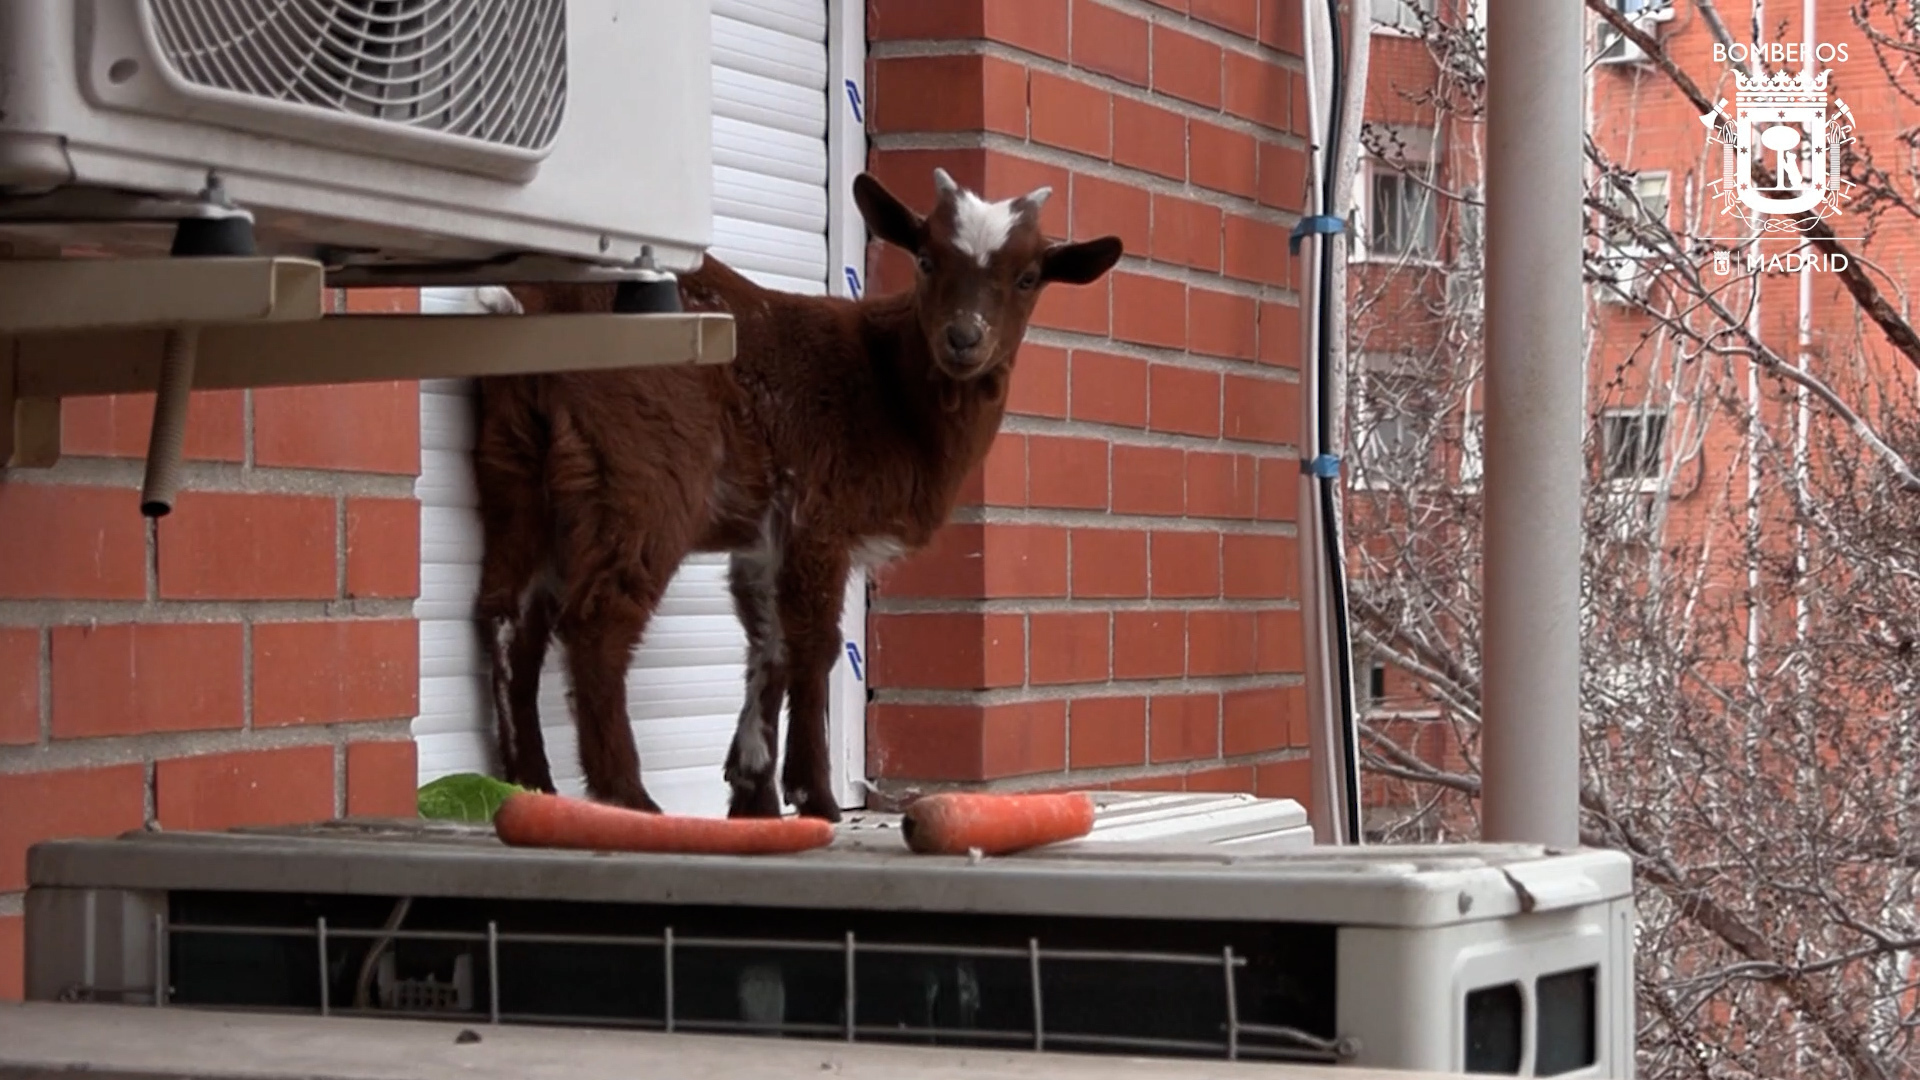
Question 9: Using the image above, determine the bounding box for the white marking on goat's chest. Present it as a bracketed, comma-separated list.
[851, 535, 910, 569]
[951, 191, 1020, 268]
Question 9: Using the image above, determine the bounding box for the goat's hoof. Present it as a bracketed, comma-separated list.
[727, 781, 783, 819]
[502, 762, 558, 795]
[791, 789, 842, 824]
[603, 789, 662, 814]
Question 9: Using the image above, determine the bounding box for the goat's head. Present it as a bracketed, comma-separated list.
[853, 168, 1124, 380]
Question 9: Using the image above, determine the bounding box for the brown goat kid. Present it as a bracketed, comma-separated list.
[471, 168, 1123, 822]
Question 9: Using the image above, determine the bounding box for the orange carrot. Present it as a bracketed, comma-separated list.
[900, 791, 1097, 856]
[493, 791, 835, 855]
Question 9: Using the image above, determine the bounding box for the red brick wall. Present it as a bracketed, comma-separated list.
[0, 288, 423, 999]
[861, 0, 1314, 805]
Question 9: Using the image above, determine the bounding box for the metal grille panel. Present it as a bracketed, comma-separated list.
[146, 0, 567, 151]
[147, 905, 1350, 1065]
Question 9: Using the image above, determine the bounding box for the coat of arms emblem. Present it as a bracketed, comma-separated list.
[1700, 68, 1853, 232]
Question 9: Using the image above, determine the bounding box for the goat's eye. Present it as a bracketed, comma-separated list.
[916, 253, 934, 274]
[1016, 269, 1041, 291]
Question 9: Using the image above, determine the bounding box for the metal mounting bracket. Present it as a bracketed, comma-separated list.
[8, 312, 735, 399]
[0, 257, 325, 334]
[0, 256, 735, 489]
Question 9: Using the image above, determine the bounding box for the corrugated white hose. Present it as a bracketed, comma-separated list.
[140, 326, 198, 517]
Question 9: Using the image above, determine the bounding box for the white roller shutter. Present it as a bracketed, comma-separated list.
[412, 0, 859, 817]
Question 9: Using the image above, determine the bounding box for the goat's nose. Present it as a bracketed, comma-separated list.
[946, 321, 983, 353]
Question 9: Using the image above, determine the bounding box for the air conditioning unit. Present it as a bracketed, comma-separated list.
[1594, 14, 1656, 67]
[22, 792, 1638, 1078]
[0, 0, 713, 282]
[1593, 248, 1649, 306]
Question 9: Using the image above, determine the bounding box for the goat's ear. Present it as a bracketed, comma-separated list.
[853, 172, 924, 251]
[1040, 236, 1124, 285]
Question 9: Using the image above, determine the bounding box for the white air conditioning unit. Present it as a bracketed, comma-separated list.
[0, 0, 713, 283]
[22, 792, 1638, 1077]
[1593, 248, 1649, 306]
[1594, 14, 1657, 67]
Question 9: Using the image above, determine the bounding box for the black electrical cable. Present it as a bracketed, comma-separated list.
[1315, 0, 1363, 843]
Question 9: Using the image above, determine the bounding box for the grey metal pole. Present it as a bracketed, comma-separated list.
[1480, 0, 1584, 849]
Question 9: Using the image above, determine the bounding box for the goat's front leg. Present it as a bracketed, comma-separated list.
[725, 549, 787, 818]
[775, 543, 851, 823]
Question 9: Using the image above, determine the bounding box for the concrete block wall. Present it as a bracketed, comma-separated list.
[0, 288, 424, 999]
[860, 0, 1316, 804]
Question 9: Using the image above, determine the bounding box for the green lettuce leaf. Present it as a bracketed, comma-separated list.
[417, 772, 527, 823]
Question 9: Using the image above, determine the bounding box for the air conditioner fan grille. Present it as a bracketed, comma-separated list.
[146, 0, 566, 152]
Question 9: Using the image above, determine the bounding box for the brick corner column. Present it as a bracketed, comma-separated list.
[861, 0, 1317, 807]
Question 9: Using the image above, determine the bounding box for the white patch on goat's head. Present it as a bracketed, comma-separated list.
[938, 167, 1052, 270]
[950, 189, 1018, 269]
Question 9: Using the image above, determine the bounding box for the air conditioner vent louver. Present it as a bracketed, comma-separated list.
[146, 0, 568, 152]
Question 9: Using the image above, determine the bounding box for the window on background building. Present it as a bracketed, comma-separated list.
[1612, 0, 1674, 17]
[1444, 185, 1485, 312]
[1370, 0, 1437, 33]
[1355, 124, 1441, 262]
[1459, 410, 1484, 488]
[1594, 172, 1667, 305]
[1369, 168, 1439, 259]
[1598, 172, 1669, 251]
[1353, 352, 1433, 489]
[1600, 408, 1669, 485]
[1457, 183, 1484, 256]
[1592, 654, 1659, 732]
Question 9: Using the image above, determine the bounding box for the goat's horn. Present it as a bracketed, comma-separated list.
[1018, 186, 1053, 212]
[932, 167, 960, 198]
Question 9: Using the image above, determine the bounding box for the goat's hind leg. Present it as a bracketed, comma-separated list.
[504, 590, 559, 792]
[478, 585, 559, 793]
[556, 594, 661, 813]
[542, 396, 697, 813]
[476, 537, 560, 793]
[724, 549, 787, 818]
[552, 536, 681, 813]
[472, 374, 560, 792]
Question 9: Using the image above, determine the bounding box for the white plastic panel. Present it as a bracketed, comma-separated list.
[1061, 793, 1315, 853]
[410, 2, 845, 816]
[710, 1, 830, 297]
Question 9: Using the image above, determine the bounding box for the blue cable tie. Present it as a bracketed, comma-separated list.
[1289, 214, 1347, 255]
[1304, 454, 1342, 479]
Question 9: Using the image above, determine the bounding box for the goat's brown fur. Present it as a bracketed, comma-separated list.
[471, 169, 1123, 821]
